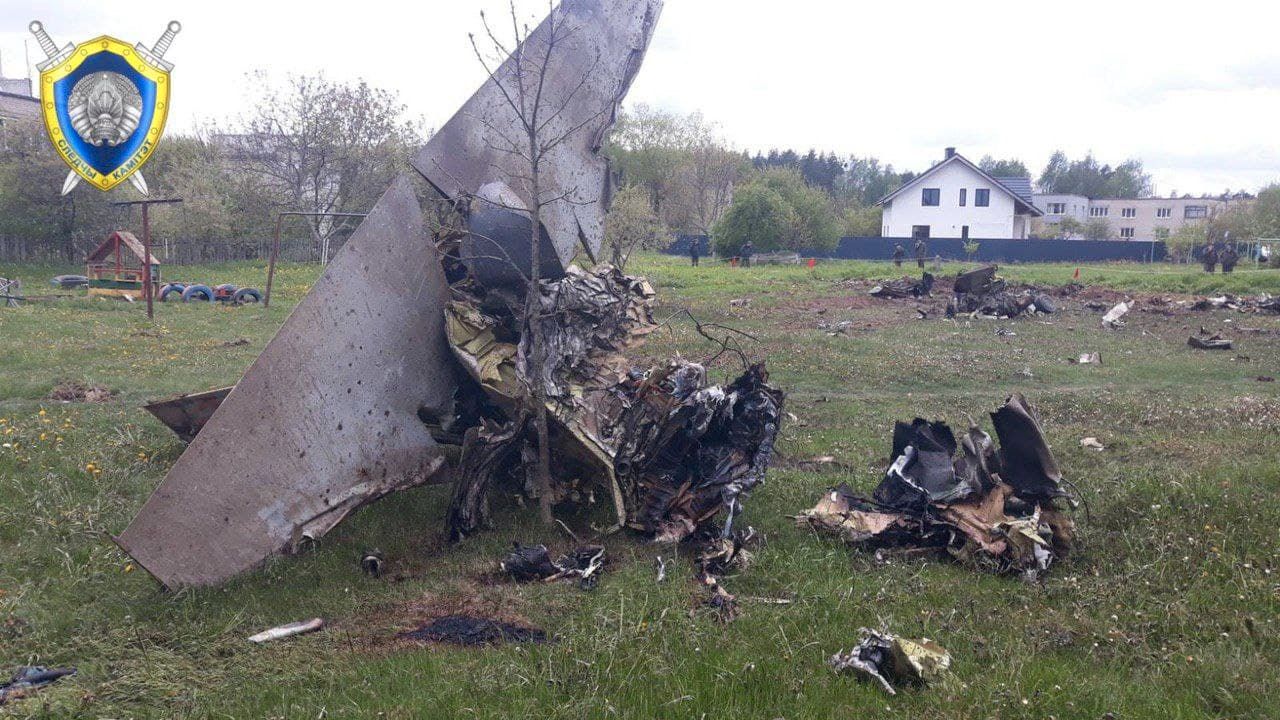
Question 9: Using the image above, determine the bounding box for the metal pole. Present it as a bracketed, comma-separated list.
[265, 211, 367, 309]
[110, 197, 182, 320]
[265, 213, 284, 308]
[143, 203, 154, 321]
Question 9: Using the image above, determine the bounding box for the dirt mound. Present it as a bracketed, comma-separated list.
[48, 381, 112, 403]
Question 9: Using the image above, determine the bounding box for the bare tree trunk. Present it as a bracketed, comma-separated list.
[528, 146, 555, 525]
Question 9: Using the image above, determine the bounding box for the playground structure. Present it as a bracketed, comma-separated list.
[85, 231, 161, 301]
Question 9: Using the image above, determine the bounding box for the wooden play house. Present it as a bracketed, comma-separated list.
[86, 231, 161, 300]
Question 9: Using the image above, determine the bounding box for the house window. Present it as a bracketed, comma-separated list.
[975, 189, 990, 207]
[1156, 208, 1172, 218]
[922, 188, 940, 206]
[1089, 206, 1109, 217]
[1121, 208, 1136, 218]
[1120, 227, 1135, 239]
[959, 189, 967, 207]
[1185, 205, 1208, 219]
[961, 226, 970, 239]
[1153, 227, 1170, 240]
[912, 225, 930, 239]
[1047, 202, 1066, 215]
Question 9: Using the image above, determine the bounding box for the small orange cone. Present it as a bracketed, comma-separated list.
[1073, 267, 1080, 280]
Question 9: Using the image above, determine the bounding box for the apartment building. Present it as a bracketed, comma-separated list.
[1032, 194, 1235, 241]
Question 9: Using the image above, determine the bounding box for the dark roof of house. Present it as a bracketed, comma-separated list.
[994, 176, 1035, 206]
[0, 78, 32, 96]
[876, 153, 1043, 216]
[0, 91, 40, 121]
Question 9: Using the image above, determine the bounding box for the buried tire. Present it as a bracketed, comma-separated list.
[182, 284, 214, 303]
[158, 284, 185, 302]
[232, 287, 262, 304]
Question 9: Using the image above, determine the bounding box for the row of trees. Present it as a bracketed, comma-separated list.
[604, 108, 928, 259]
[1037, 151, 1152, 198]
[0, 74, 420, 263]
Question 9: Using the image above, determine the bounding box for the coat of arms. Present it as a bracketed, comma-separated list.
[29, 20, 181, 195]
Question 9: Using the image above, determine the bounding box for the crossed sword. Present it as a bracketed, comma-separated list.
[29, 20, 182, 196]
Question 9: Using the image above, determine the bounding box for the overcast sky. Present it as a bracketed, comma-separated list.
[3, 0, 1279, 195]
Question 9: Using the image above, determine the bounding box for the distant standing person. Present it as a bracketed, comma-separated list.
[741, 240, 754, 268]
[1201, 242, 1218, 273]
[892, 243, 905, 268]
[914, 238, 927, 269]
[689, 240, 700, 267]
[1220, 244, 1239, 273]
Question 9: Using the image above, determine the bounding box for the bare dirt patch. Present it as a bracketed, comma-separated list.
[48, 381, 113, 403]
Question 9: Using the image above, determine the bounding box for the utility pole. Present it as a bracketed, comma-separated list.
[111, 198, 183, 321]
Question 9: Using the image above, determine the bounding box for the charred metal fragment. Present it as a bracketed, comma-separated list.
[947, 265, 1055, 319]
[869, 273, 934, 299]
[875, 419, 976, 509]
[797, 394, 1076, 578]
[1188, 330, 1233, 350]
[447, 418, 529, 542]
[989, 393, 1069, 503]
[614, 362, 785, 543]
[830, 629, 952, 695]
[500, 542, 606, 588]
[142, 386, 231, 442]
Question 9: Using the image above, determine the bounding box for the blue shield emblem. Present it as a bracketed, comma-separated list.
[32, 23, 180, 193]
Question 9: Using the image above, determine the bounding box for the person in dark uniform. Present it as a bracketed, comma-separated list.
[892, 243, 905, 268]
[741, 240, 754, 268]
[1220, 244, 1238, 273]
[689, 240, 700, 267]
[1201, 242, 1218, 273]
[914, 238, 927, 269]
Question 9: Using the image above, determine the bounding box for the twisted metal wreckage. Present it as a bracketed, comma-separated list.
[117, 0, 784, 590]
[798, 394, 1077, 580]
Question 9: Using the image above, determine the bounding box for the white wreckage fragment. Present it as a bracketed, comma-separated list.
[1101, 301, 1132, 328]
[829, 628, 952, 695]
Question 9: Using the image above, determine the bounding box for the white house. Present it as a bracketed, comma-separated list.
[876, 148, 1042, 240]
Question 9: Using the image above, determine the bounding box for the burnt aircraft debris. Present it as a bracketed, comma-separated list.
[798, 394, 1077, 579]
[501, 543, 606, 589]
[142, 387, 231, 442]
[1188, 330, 1233, 350]
[946, 266, 1055, 319]
[692, 526, 759, 621]
[446, 317, 785, 547]
[829, 629, 951, 695]
[118, 0, 666, 589]
[1191, 294, 1280, 314]
[1101, 301, 1132, 328]
[0, 667, 77, 706]
[869, 273, 934, 299]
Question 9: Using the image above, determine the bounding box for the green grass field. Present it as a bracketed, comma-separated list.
[1, 255, 1278, 718]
